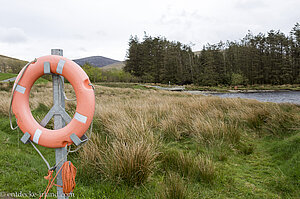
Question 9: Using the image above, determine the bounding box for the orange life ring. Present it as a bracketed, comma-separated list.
[11, 55, 95, 148]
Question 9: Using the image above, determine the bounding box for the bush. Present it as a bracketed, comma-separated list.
[231, 73, 248, 85]
[82, 63, 140, 83]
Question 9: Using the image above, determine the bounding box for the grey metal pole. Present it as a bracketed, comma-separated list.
[51, 49, 67, 199]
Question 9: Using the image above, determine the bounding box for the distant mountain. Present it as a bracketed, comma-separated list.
[73, 56, 120, 68]
[0, 54, 122, 74]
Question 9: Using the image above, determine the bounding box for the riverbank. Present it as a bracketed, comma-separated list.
[142, 83, 300, 92]
[0, 83, 299, 198]
[185, 84, 300, 92]
[71, 82, 300, 93]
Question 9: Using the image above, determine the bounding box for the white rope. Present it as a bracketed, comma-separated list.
[7, 58, 53, 170]
[68, 83, 95, 153]
[31, 141, 71, 171]
[30, 140, 51, 170]
[69, 119, 94, 153]
[51, 145, 71, 171]
[9, 59, 95, 170]
[50, 117, 94, 170]
[59, 76, 76, 101]
[9, 59, 37, 130]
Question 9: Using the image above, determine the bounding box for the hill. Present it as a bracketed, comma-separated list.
[0, 54, 123, 73]
[101, 61, 125, 70]
[0, 55, 28, 73]
[73, 56, 121, 68]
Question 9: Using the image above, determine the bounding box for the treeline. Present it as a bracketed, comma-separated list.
[124, 23, 300, 85]
[124, 35, 194, 84]
[82, 64, 139, 83]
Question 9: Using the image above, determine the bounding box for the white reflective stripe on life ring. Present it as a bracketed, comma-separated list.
[33, 129, 42, 144]
[44, 62, 51, 74]
[15, 85, 26, 94]
[56, 59, 65, 74]
[74, 112, 87, 123]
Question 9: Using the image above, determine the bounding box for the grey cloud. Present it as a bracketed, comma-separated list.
[0, 0, 298, 61]
[0, 27, 27, 43]
[159, 9, 214, 28]
[235, 0, 266, 10]
[96, 30, 107, 37]
[159, 14, 182, 26]
[79, 47, 87, 52]
[72, 34, 85, 40]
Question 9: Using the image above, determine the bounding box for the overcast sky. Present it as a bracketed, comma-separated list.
[0, 0, 299, 61]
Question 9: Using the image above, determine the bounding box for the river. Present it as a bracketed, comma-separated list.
[185, 90, 300, 104]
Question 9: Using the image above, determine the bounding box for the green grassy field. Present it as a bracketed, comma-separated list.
[0, 73, 17, 81]
[0, 83, 299, 198]
[0, 72, 49, 86]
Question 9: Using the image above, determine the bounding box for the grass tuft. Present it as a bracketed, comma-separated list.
[103, 139, 158, 185]
[159, 172, 188, 199]
[160, 149, 215, 182]
[80, 134, 159, 186]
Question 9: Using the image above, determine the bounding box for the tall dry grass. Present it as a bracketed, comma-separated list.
[2, 83, 300, 185]
[160, 148, 215, 182]
[0, 82, 54, 116]
[159, 172, 188, 199]
[93, 86, 300, 142]
[80, 85, 300, 185]
[0, 90, 11, 116]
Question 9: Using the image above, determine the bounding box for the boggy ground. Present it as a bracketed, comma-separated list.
[0, 82, 299, 198]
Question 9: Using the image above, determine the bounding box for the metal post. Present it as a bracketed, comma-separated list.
[51, 49, 67, 199]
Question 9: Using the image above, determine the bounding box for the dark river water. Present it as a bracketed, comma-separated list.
[186, 90, 300, 104]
